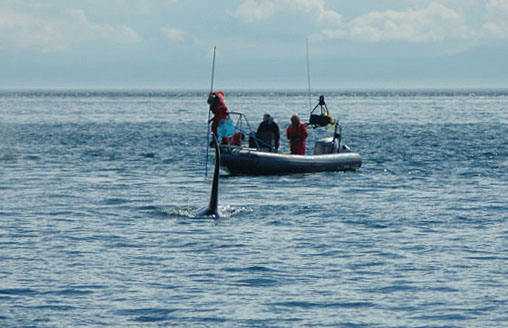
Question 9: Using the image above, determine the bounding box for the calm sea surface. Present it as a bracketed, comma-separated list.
[1, 89, 507, 327]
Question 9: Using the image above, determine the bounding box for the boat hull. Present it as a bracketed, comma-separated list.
[220, 147, 362, 175]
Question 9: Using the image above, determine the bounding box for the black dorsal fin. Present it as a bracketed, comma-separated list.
[207, 135, 220, 215]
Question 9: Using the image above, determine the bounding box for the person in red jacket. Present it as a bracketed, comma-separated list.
[207, 91, 229, 137]
[286, 114, 308, 155]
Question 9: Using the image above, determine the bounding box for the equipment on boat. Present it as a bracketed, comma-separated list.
[309, 95, 334, 128]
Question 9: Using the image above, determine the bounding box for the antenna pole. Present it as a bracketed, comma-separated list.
[210, 46, 216, 94]
[306, 39, 312, 110]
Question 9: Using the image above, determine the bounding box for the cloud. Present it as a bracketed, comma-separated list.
[162, 27, 186, 41]
[482, 0, 508, 38]
[67, 9, 142, 44]
[311, 1, 508, 42]
[318, 9, 342, 26]
[232, 0, 508, 43]
[0, 6, 141, 52]
[0, 8, 63, 52]
[233, 0, 275, 22]
[78, 0, 178, 14]
[290, 0, 341, 25]
[482, 22, 508, 39]
[487, 0, 508, 12]
[319, 2, 471, 42]
[233, 0, 341, 25]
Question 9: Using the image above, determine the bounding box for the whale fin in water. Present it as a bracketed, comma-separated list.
[194, 135, 220, 219]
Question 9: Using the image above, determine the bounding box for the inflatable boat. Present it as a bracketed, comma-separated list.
[212, 96, 362, 175]
[220, 136, 362, 175]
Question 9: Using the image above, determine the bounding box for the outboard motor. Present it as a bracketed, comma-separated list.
[314, 137, 338, 154]
[314, 121, 344, 155]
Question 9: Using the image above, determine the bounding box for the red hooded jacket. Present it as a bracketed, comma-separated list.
[286, 122, 308, 155]
[210, 91, 229, 122]
[209, 91, 229, 136]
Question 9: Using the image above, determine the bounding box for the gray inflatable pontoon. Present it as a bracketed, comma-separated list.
[220, 138, 362, 175]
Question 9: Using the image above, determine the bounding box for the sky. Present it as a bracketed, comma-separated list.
[1, 0, 508, 89]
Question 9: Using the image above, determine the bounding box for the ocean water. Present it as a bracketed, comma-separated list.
[1, 89, 507, 327]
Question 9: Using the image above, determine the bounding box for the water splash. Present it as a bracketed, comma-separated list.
[159, 205, 252, 219]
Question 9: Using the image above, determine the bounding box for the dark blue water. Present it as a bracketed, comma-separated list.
[1, 90, 507, 327]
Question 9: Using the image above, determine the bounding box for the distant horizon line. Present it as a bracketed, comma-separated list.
[1, 86, 508, 92]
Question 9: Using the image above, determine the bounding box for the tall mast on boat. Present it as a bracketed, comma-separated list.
[306, 39, 312, 111]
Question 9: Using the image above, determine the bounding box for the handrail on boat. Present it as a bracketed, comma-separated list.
[227, 111, 277, 152]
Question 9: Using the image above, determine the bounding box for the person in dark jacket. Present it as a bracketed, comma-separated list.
[256, 113, 280, 152]
[286, 114, 308, 155]
[207, 91, 229, 137]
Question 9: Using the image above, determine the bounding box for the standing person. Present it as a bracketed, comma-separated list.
[256, 113, 280, 152]
[207, 91, 229, 138]
[286, 114, 308, 155]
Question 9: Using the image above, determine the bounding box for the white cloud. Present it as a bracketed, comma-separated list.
[233, 0, 341, 25]
[290, 0, 324, 14]
[0, 8, 63, 52]
[487, 0, 508, 12]
[482, 0, 508, 38]
[318, 9, 342, 26]
[232, 0, 508, 43]
[162, 27, 186, 41]
[67, 9, 142, 44]
[320, 29, 346, 40]
[320, 2, 471, 42]
[482, 22, 508, 39]
[0, 6, 141, 52]
[80, 0, 178, 14]
[290, 0, 341, 25]
[233, 0, 275, 22]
